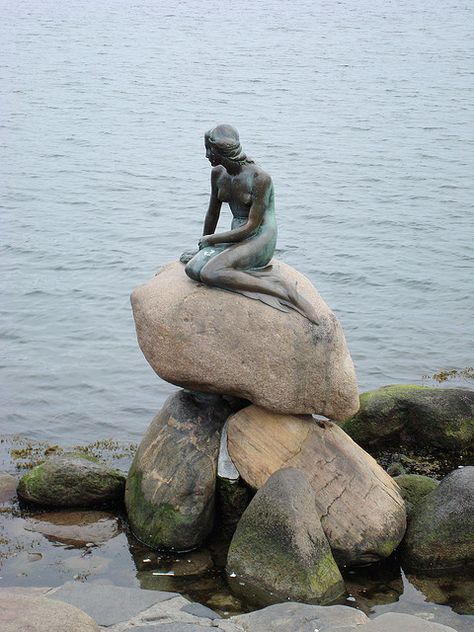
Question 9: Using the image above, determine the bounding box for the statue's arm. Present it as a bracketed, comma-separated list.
[202, 168, 222, 236]
[201, 174, 271, 246]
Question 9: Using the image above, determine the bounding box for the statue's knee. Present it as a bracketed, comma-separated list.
[185, 260, 201, 282]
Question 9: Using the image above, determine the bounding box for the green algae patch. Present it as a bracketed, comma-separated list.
[125, 468, 193, 550]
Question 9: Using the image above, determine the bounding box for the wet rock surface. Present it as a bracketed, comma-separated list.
[17, 453, 125, 507]
[25, 510, 122, 546]
[226, 467, 344, 607]
[393, 474, 439, 518]
[227, 406, 406, 566]
[1, 584, 461, 632]
[125, 390, 231, 550]
[131, 260, 359, 419]
[342, 386, 474, 452]
[0, 471, 17, 502]
[402, 466, 474, 571]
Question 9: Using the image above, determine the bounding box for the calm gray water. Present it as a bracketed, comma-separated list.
[2, 0, 473, 444]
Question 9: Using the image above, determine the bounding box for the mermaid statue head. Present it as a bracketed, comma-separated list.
[204, 124, 253, 166]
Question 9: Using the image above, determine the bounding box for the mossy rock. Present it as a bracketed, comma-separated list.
[402, 466, 474, 571]
[125, 390, 231, 551]
[393, 474, 439, 518]
[226, 467, 344, 607]
[342, 385, 474, 452]
[17, 453, 125, 507]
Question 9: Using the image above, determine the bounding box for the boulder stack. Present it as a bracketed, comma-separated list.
[127, 261, 408, 606]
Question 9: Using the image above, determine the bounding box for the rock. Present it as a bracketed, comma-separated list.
[216, 477, 251, 537]
[227, 406, 406, 566]
[131, 260, 359, 419]
[402, 466, 474, 571]
[0, 590, 100, 632]
[0, 471, 17, 502]
[336, 612, 459, 631]
[48, 582, 179, 627]
[17, 453, 125, 507]
[226, 467, 344, 606]
[231, 602, 368, 632]
[393, 474, 439, 518]
[125, 390, 231, 550]
[180, 602, 221, 620]
[342, 385, 474, 452]
[25, 510, 122, 546]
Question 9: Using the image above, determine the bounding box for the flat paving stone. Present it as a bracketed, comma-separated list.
[135, 626, 217, 632]
[231, 602, 368, 631]
[181, 602, 221, 620]
[0, 590, 99, 632]
[48, 582, 179, 627]
[336, 612, 458, 632]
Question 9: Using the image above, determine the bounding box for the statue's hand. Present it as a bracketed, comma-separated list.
[198, 235, 214, 250]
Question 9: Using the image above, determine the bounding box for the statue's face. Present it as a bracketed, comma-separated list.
[205, 142, 222, 167]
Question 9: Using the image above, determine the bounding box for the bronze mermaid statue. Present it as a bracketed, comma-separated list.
[181, 124, 318, 324]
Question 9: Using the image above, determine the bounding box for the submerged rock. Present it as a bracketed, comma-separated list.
[25, 510, 122, 546]
[131, 260, 359, 419]
[227, 406, 406, 566]
[125, 390, 231, 550]
[342, 385, 474, 452]
[17, 453, 125, 507]
[393, 474, 439, 518]
[402, 466, 474, 571]
[226, 467, 344, 607]
[0, 472, 17, 503]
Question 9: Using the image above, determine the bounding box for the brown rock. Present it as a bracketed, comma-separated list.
[131, 260, 359, 419]
[0, 591, 100, 632]
[227, 406, 406, 566]
[0, 472, 17, 503]
[25, 510, 122, 546]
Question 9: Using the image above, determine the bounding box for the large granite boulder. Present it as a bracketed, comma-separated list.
[227, 406, 406, 566]
[17, 453, 125, 507]
[226, 467, 344, 606]
[402, 466, 474, 571]
[125, 390, 231, 550]
[342, 385, 474, 452]
[131, 260, 359, 420]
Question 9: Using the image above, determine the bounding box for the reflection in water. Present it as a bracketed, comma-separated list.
[25, 510, 122, 547]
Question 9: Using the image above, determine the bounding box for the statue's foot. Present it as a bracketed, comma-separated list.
[180, 249, 198, 264]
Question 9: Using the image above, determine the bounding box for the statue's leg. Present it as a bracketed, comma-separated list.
[184, 246, 226, 282]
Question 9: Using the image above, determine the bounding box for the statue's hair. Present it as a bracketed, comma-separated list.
[205, 124, 254, 165]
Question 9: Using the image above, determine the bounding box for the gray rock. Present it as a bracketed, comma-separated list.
[131, 260, 359, 419]
[402, 466, 474, 571]
[226, 467, 345, 607]
[230, 602, 368, 631]
[17, 453, 125, 507]
[342, 385, 474, 452]
[125, 389, 231, 550]
[336, 612, 458, 631]
[0, 472, 17, 502]
[181, 602, 221, 619]
[0, 590, 100, 632]
[48, 582, 178, 626]
[138, 626, 216, 632]
[393, 474, 439, 517]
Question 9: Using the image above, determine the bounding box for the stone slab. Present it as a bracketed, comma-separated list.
[335, 612, 458, 631]
[48, 582, 179, 627]
[181, 603, 221, 620]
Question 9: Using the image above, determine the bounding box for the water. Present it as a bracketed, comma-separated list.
[1, 1, 473, 440]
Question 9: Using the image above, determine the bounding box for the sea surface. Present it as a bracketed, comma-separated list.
[1, 0, 473, 444]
